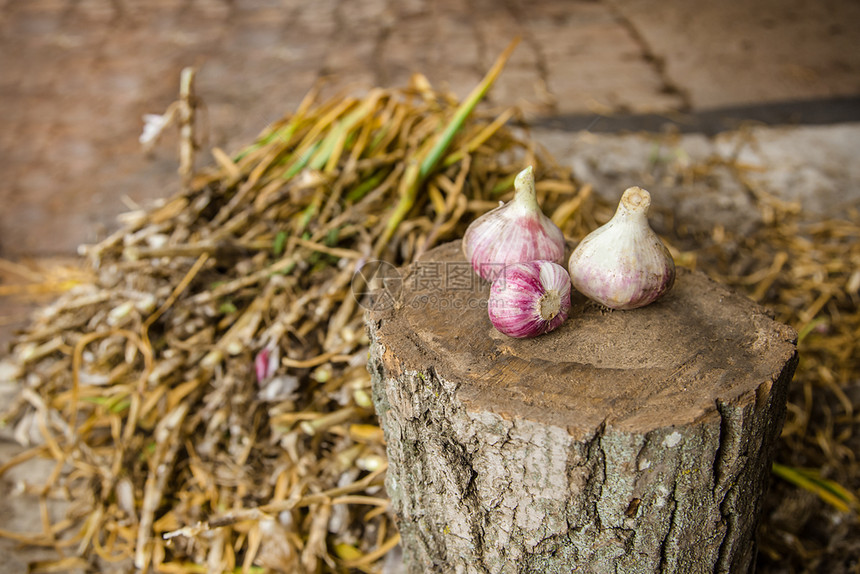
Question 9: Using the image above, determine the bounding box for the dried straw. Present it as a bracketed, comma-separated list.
[0, 40, 589, 573]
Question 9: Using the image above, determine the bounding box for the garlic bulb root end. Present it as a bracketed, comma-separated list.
[488, 260, 571, 338]
[537, 290, 562, 321]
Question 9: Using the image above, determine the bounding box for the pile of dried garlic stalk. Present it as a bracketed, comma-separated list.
[0, 52, 594, 573]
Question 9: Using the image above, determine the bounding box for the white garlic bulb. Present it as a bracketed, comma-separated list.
[463, 166, 565, 281]
[568, 186, 675, 310]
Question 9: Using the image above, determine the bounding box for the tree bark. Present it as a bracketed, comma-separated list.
[366, 241, 797, 574]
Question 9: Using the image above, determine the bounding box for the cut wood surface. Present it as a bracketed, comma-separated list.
[367, 241, 798, 574]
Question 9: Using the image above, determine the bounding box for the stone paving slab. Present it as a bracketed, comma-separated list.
[610, 0, 860, 110]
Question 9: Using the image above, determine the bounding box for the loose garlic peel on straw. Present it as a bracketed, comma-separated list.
[568, 186, 675, 310]
[463, 165, 566, 281]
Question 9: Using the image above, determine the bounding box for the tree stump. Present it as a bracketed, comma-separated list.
[366, 241, 797, 574]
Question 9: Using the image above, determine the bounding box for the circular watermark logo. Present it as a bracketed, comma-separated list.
[351, 260, 403, 311]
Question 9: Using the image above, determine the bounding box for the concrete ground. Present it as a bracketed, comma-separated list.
[1, 0, 859, 572]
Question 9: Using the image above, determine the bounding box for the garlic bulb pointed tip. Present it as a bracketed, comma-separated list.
[515, 165, 535, 188]
[463, 166, 565, 281]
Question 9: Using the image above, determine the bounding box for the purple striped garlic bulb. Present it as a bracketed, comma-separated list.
[463, 166, 565, 281]
[568, 186, 675, 310]
[488, 260, 571, 338]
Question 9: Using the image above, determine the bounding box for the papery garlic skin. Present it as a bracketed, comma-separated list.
[568, 186, 675, 310]
[488, 260, 571, 338]
[463, 166, 565, 281]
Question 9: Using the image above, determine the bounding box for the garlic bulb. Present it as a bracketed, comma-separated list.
[488, 260, 571, 338]
[568, 186, 675, 310]
[463, 166, 565, 281]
